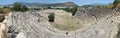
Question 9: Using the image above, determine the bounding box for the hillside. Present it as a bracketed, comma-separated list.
[2, 0, 120, 38]
[5, 2, 78, 7]
[46, 2, 77, 7]
[0, 8, 118, 38]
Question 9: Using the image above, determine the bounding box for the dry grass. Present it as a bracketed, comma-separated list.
[97, 4, 114, 9]
[3, 8, 11, 16]
[0, 8, 11, 16]
[97, 3, 120, 9]
[43, 9, 84, 31]
[50, 15, 84, 31]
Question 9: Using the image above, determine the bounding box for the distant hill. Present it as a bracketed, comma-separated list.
[82, 5, 95, 8]
[5, 2, 78, 7]
[18, 2, 51, 7]
[89, 3, 109, 6]
[82, 3, 110, 7]
[46, 2, 78, 7]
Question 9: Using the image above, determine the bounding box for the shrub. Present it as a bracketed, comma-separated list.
[3, 6, 10, 9]
[46, 6, 52, 9]
[48, 13, 55, 22]
[62, 6, 78, 16]
[20, 5, 29, 12]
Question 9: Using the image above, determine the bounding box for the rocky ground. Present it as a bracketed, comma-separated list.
[1, 8, 120, 38]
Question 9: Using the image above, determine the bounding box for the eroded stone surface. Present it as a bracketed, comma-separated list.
[7, 8, 120, 38]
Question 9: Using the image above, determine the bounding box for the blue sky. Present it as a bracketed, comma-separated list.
[0, 0, 114, 5]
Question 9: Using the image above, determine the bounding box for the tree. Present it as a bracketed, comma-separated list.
[112, 0, 120, 9]
[12, 2, 29, 12]
[72, 6, 78, 16]
[47, 6, 52, 9]
[61, 6, 78, 16]
[12, 2, 21, 11]
[113, 0, 120, 5]
[20, 5, 29, 12]
[48, 13, 55, 22]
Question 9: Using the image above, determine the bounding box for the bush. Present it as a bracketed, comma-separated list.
[20, 5, 29, 12]
[62, 6, 78, 16]
[46, 6, 52, 9]
[48, 13, 55, 22]
[3, 6, 11, 9]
